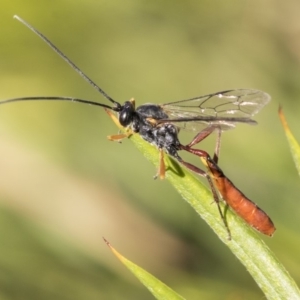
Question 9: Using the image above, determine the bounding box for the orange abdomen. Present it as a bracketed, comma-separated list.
[214, 174, 275, 236]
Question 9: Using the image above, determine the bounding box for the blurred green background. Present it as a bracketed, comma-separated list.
[0, 0, 299, 299]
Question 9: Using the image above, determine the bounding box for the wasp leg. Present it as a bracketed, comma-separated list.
[185, 125, 222, 164]
[105, 108, 120, 125]
[104, 108, 133, 141]
[107, 132, 132, 142]
[180, 145, 209, 158]
[213, 128, 222, 164]
[199, 155, 231, 240]
[154, 149, 166, 180]
[175, 150, 231, 240]
[186, 125, 218, 148]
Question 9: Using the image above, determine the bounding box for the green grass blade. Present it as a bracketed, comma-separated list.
[107, 110, 300, 299]
[104, 238, 186, 300]
[130, 133, 300, 299]
[279, 107, 300, 176]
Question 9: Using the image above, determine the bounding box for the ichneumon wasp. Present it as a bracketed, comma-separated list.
[1, 16, 274, 239]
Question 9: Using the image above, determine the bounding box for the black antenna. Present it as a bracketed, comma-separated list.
[0, 96, 116, 110]
[13, 15, 121, 109]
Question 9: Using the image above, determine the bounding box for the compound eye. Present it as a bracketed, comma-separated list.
[119, 110, 132, 126]
[119, 101, 135, 126]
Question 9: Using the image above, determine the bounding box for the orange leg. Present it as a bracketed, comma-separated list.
[105, 108, 120, 126]
[153, 149, 166, 180]
[104, 108, 133, 142]
[158, 149, 166, 179]
[107, 132, 132, 142]
[186, 125, 222, 163]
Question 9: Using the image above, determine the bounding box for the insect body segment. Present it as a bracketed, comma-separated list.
[201, 155, 276, 236]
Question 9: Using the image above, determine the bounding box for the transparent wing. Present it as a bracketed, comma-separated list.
[160, 89, 271, 131]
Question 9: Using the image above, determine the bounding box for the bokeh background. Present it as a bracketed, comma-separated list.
[0, 1, 299, 299]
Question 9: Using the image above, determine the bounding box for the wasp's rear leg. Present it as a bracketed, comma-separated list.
[175, 151, 231, 240]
